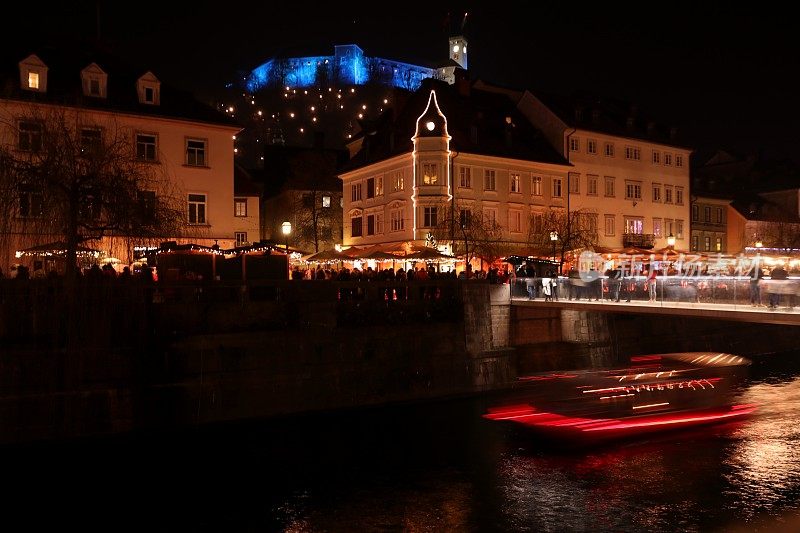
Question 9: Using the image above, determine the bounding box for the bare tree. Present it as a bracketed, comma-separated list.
[0, 105, 185, 276]
[431, 201, 507, 266]
[527, 208, 599, 271]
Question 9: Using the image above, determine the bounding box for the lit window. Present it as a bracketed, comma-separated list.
[423, 163, 438, 185]
[28, 71, 39, 89]
[234, 198, 247, 217]
[235, 232, 247, 246]
[188, 194, 207, 224]
[510, 173, 520, 193]
[322, 196, 331, 208]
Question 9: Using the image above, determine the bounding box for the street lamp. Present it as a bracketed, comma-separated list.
[667, 233, 676, 248]
[550, 231, 559, 270]
[281, 221, 292, 253]
[282, 220, 292, 274]
[755, 239, 763, 249]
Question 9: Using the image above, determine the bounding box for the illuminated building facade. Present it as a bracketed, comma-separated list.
[246, 38, 468, 93]
[339, 77, 571, 254]
[0, 47, 260, 271]
[517, 90, 693, 251]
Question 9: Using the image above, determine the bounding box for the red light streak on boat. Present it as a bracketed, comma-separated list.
[518, 373, 581, 382]
[581, 404, 757, 432]
[630, 355, 663, 362]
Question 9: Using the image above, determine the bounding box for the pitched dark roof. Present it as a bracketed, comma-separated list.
[531, 90, 690, 149]
[692, 148, 800, 196]
[0, 42, 238, 128]
[341, 77, 569, 172]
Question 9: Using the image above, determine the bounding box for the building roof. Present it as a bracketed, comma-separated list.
[0, 42, 238, 128]
[341, 77, 569, 173]
[692, 148, 800, 196]
[530, 89, 690, 149]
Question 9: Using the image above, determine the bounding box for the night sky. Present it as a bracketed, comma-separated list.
[4, 2, 798, 163]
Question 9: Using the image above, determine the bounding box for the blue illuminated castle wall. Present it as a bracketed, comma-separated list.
[246, 44, 440, 92]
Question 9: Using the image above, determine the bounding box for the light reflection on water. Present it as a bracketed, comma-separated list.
[722, 377, 800, 521]
[5, 355, 800, 531]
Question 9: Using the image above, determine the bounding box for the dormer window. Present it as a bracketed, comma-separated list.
[81, 63, 108, 98]
[137, 71, 161, 105]
[19, 54, 48, 93]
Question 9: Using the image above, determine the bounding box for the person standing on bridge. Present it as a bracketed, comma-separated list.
[646, 267, 658, 302]
[750, 267, 764, 307]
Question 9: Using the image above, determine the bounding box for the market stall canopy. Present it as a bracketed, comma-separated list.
[16, 241, 101, 258]
[304, 248, 351, 262]
[406, 248, 455, 260]
[361, 250, 402, 260]
[652, 246, 692, 257]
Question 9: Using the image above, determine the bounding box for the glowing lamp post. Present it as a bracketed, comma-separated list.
[550, 231, 559, 271]
[282, 221, 292, 276]
[755, 240, 763, 249]
[667, 233, 676, 248]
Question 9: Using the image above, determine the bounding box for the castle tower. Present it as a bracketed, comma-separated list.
[449, 35, 468, 70]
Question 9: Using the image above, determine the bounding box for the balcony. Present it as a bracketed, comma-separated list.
[622, 233, 655, 248]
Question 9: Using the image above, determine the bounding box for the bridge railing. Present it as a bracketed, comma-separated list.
[511, 275, 800, 309]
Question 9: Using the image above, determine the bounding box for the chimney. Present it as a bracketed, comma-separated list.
[505, 116, 514, 148]
[669, 126, 678, 140]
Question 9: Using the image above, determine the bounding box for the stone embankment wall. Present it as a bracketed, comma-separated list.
[2, 278, 799, 445]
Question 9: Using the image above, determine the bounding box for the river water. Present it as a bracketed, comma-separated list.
[5, 353, 800, 532]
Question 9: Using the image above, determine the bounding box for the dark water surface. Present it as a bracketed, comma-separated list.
[5, 353, 800, 532]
